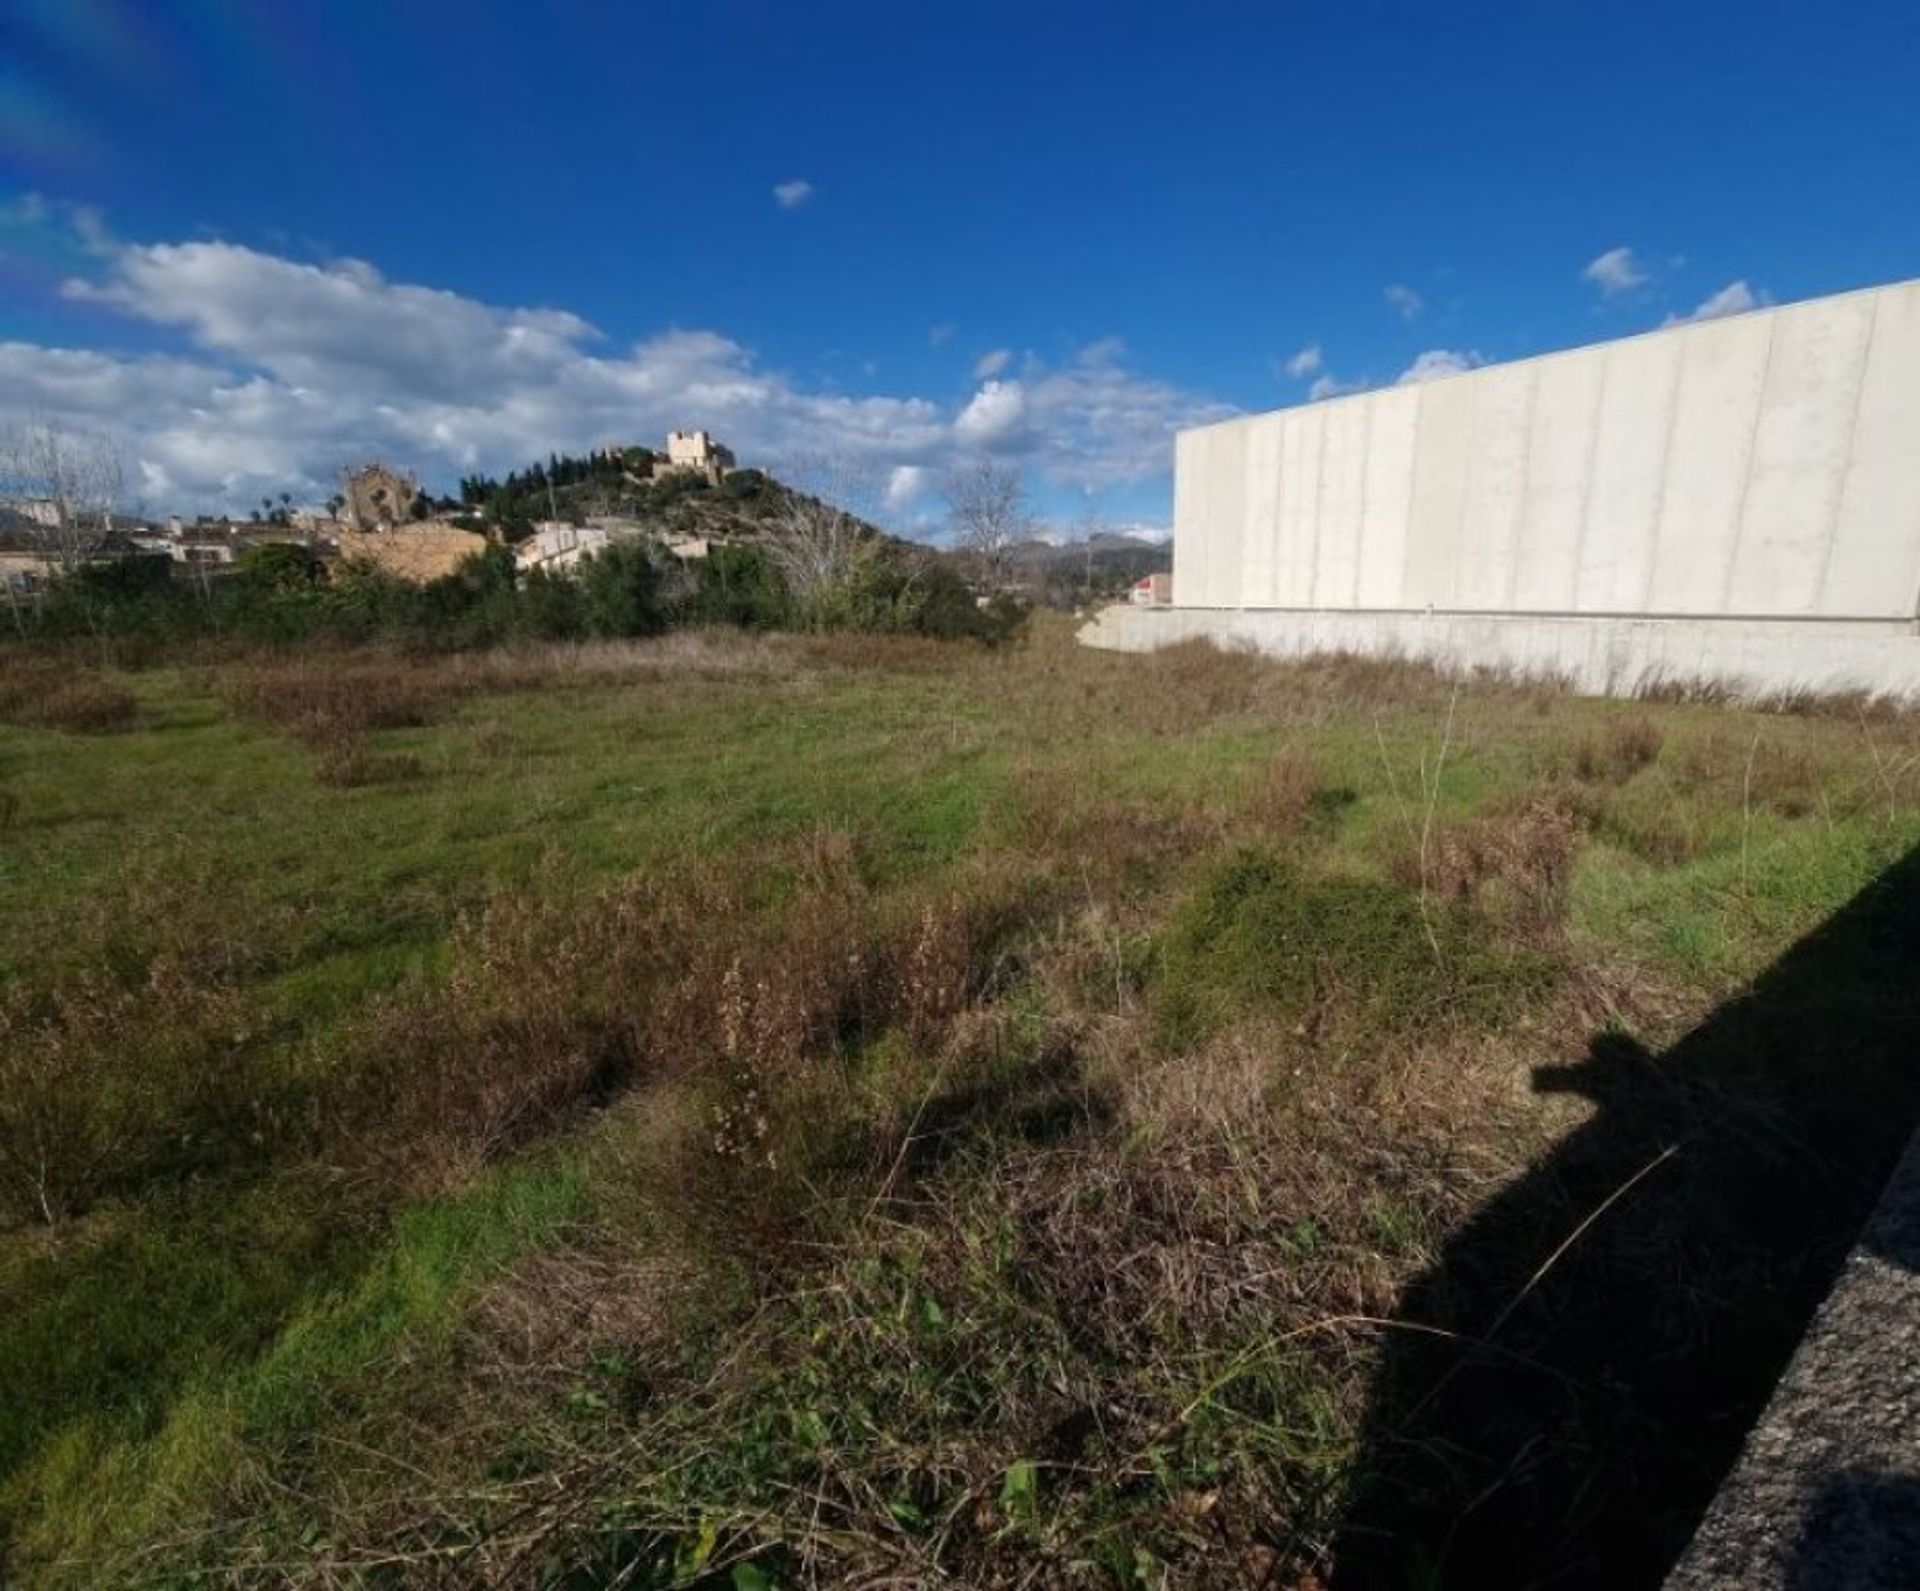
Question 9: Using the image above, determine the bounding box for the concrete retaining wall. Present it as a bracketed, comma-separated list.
[1666, 1128, 1920, 1589]
[1079, 604, 1920, 699]
[1174, 279, 1920, 626]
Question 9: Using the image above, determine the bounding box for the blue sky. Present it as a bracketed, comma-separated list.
[2, 0, 1917, 531]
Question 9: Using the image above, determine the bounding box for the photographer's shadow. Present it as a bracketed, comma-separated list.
[1332, 845, 1920, 1589]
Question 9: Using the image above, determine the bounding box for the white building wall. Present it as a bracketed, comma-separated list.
[1172, 278, 1920, 625]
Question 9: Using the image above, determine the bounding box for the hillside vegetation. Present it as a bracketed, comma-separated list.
[2, 620, 1917, 1587]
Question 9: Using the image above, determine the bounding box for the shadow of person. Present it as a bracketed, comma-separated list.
[1331, 844, 1920, 1590]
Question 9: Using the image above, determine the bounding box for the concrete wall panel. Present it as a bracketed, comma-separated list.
[1651, 313, 1772, 613]
[1315, 397, 1369, 605]
[1576, 331, 1681, 611]
[1826, 287, 1920, 619]
[1515, 349, 1605, 608]
[1175, 280, 1920, 626]
[1170, 428, 1205, 604]
[1356, 388, 1420, 607]
[1403, 380, 1474, 607]
[1216, 424, 1251, 608]
[1456, 361, 1535, 608]
[1239, 415, 1283, 606]
[1730, 294, 1875, 615]
[1275, 405, 1322, 604]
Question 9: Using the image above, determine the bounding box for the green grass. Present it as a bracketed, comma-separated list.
[3, 625, 1917, 1586]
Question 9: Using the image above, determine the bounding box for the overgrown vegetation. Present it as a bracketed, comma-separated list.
[7, 523, 1021, 655]
[3, 621, 1917, 1587]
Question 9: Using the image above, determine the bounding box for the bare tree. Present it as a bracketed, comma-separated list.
[0, 417, 126, 573]
[941, 458, 1030, 587]
[760, 455, 883, 623]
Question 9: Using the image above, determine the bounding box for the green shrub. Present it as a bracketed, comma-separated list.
[1154, 848, 1551, 1050]
[578, 540, 668, 638]
[684, 543, 791, 630]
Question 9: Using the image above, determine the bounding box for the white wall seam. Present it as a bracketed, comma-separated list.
[1637, 323, 1688, 615]
[1811, 291, 1881, 616]
[1569, 343, 1610, 609]
[1717, 309, 1782, 615]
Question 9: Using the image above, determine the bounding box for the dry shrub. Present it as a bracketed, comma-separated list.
[0, 846, 293, 1227]
[1012, 759, 1228, 887]
[1667, 732, 1878, 821]
[335, 836, 1046, 1224]
[840, 619, 1566, 748]
[1634, 672, 1737, 708]
[354, 971, 1585, 1591]
[472, 718, 512, 758]
[1636, 672, 1914, 720]
[0, 965, 266, 1227]
[1603, 806, 1701, 866]
[222, 656, 458, 746]
[1397, 793, 1583, 934]
[220, 633, 804, 756]
[1745, 740, 1845, 819]
[605, 1006, 1554, 1588]
[465, 1240, 696, 1404]
[0, 658, 138, 734]
[1752, 683, 1910, 721]
[313, 741, 425, 788]
[1570, 716, 1664, 783]
[1247, 744, 1325, 834]
[794, 630, 961, 675]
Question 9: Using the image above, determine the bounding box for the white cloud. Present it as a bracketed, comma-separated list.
[1666, 279, 1764, 325]
[1283, 344, 1323, 379]
[1396, 348, 1482, 385]
[772, 179, 814, 210]
[1010, 341, 1236, 490]
[927, 323, 956, 347]
[0, 190, 51, 227]
[973, 348, 1012, 379]
[1583, 246, 1648, 297]
[1308, 372, 1367, 401]
[953, 379, 1029, 448]
[885, 464, 929, 509]
[1, 190, 115, 256]
[1384, 284, 1423, 321]
[1108, 520, 1172, 544]
[4, 219, 1232, 516]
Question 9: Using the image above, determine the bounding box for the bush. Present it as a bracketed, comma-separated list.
[683, 543, 791, 629]
[1, 533, 1015, 661]
[849, 560, 1027, 644]
[578, 540, 668, 638]
[1154, 849, 1548, 1050]
[0, 660, 138, 734]
[233, 542, 323, 593]
[1571, 717, 1665, 783]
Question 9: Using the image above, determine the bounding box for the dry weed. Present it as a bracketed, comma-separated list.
[1248, 745, 1325, 835]
[1393, 792, 1583, 935]
[1570, 716, 1664, 783]
[0, 659, 138, 733]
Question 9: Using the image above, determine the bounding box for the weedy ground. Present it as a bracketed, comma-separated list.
[2, 619, 1917, 1588]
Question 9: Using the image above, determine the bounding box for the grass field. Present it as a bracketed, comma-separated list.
[3, 619, 1918, 1588]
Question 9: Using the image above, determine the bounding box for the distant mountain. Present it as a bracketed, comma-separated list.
[1004, 532, 1170, 603]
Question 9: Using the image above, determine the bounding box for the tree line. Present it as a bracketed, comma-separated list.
[4, 535, 1024, 654]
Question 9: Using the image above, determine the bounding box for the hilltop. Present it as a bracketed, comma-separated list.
[450, 444, 1167, 605]
[453, 450, 798, 545]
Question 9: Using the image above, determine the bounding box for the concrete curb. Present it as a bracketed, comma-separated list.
[1665, 1129, 1920, 1588]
